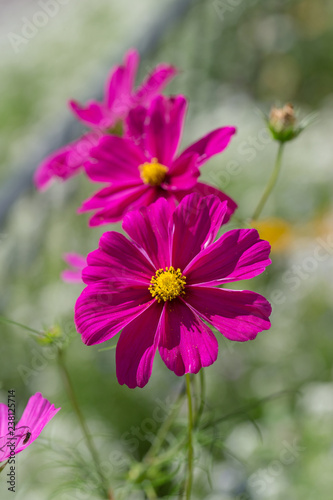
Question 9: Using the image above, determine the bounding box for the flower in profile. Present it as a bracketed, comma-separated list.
[75, 194, 272, 388]
[34, 49, 177, 190]
[0, 393, 60, 463]
[61, 253, 87, 283]
[80, 95, 237, 226]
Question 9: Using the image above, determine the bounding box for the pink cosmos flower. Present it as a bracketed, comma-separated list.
[61, 253, 87, 283]
[34, 49, 177, 190]
[75, 194, 272, 389]
[0, 393, 60, 463]
[79, 95, 237, 226]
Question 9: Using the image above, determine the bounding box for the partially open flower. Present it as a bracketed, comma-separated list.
[0, 393, 60, 464]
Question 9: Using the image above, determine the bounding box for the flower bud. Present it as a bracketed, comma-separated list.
[268, 103, 300, 143]
[37, 325, 63, 345]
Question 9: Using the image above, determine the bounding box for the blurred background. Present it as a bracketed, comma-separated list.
[1, 0, 333, 498]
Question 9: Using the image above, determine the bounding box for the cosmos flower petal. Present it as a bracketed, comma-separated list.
[75, 283, 153, 346]
[134, 63, 178, 106]
[0, 405, 8, 462]
[165, 153, 200, 191]
[186, 287, 272, 341]
[61, 253, 86, 283]
[171, 194, 229, 270]
[185, 228, 271, 285]
[145, 95, 187, 165]
[158, 300, 218, 376]
[79, 183, 143, 212]
[179, 126, 237, 167]
[85, 135, 146, 183]
[116, 301, 163, 388]
[107, 49, 139, 109]
[14, 393, 60, 455]
[0, 404, 8, 439]
[69, 100, 110, 128]
[179, 182, 238, 223]
[122, 197, 173, 269]
[85, 185, 156, 226]
[83, 232, 154, 285]
[34, 133, 96, 190]
[125, 105, 148, 147]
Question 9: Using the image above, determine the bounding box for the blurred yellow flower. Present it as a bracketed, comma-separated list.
[250, 217, 293, 253]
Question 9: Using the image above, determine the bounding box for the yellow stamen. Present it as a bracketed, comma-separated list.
[149, 267, 186, 303]
[139, 158, 168, 186]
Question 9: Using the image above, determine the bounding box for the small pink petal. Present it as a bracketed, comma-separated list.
[61, 253, 87, 284]
[69, 100, 112, 129]
[179, 126, 237, 167]
[134, 63, 178, 106]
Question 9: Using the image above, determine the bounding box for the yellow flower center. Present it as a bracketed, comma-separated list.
[149, 267, 186, 303]
[139, 158, 168, 186]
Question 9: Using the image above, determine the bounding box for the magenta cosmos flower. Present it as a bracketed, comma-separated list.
[79, 95, 237, 226]
[75, 194, 272, 389]
[0, 393, 60, 463]
[34, 49, 177, 190]
[61, 253, 86, 283]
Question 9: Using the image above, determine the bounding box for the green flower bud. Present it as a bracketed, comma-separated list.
[268, 103, 300, 143]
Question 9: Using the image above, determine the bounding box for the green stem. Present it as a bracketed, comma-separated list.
[252, 142, 285, 221]
[185, 374, 194, 500]
[57, 349, 112, 499]
[194, 370, 205, 428]
[0, 461, 9, 474]
[0, 316, 41, 337]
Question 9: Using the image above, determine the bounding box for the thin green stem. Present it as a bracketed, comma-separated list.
[0, 461, 9, 474]
[0, 316, 41, 337]
[57, 348, 112, 499]
[252, 142, 285, 221]
[194, 369, 205, 428]
[144, 383, 185, 462]
[185, 374, 194, 500]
